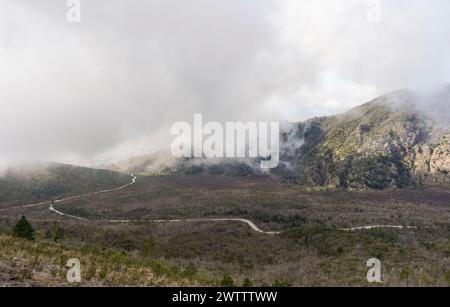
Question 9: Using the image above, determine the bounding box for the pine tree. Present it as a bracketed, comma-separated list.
[12, 216, 35, 241]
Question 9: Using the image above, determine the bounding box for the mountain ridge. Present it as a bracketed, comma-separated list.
[280, 85, 450, 189]
[109, 86, 450, 190]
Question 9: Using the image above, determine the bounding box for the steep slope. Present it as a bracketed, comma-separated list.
[280, 86, 450, 189]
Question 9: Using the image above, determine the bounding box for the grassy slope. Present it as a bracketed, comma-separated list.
[0, 233, 212, 287]
[1, 220, 448, 287]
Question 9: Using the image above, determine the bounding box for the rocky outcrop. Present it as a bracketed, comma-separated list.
[413, 144, 431, 174]
[276, 87, 450, 189]
[430, 135, 450, 175]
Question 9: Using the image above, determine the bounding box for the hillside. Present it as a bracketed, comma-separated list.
[112, 86, 450, 190]
[279, 86, 450, 189]
[1, 185, 449, 287]
[0, 163, 131, 208]
[0, 233, 209, 286]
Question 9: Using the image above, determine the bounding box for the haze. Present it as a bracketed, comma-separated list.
[0, 0, 449, 165]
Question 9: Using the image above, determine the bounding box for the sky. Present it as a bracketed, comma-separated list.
[0, 0, 449, 165]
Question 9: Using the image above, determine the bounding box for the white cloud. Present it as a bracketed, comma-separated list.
[0, 0, 449, 163]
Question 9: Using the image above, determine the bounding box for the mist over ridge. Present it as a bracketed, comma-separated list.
[1, 1, 450, 166]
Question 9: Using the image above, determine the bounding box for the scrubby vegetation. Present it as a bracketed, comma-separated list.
[1, 174, 449, 287]
[0, 163, 130, 208]
[1, 218, 448, 286]
[274, 91, 450, 190]
[0, 233, 214, 286]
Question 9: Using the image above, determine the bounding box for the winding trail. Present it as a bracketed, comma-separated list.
[341, 225, 418, 231]
[0, 175, 137, 212]
[49, 203, 87, 221]
[110, 218, 282, 235]
[0, 173, 422, 235]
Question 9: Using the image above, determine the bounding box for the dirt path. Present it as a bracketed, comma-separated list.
[1, 174, 421, 235]
[110, 218, 282, 235]
[0, 175, 137, 212]
[341, 225, 418, 231]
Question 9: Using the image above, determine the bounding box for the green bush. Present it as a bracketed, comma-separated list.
[220, 274, 235, 287]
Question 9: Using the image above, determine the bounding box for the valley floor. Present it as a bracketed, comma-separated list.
[0, 174, 449, 286]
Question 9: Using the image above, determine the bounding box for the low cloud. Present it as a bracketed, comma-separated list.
[0, 0, 449, 165]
